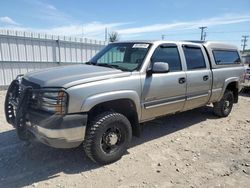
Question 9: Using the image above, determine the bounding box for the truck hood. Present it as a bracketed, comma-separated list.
[24, 64, 131, 88]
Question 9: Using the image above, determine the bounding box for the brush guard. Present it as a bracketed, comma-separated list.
[5, 75, 32, 140]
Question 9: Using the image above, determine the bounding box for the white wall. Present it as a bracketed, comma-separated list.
[0, 29, 107, 86]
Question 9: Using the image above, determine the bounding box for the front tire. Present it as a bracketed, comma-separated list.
[213, 90, 234, 117]
[83, 112, 132, 165]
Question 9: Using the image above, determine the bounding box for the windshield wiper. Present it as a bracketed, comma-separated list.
[96, 63, 129, 71]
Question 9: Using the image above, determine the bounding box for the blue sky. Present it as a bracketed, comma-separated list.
[0, 0, 249, 48]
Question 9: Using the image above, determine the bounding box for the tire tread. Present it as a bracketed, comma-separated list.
[83, 112, 131, 164]
[213, 90, 234, 117]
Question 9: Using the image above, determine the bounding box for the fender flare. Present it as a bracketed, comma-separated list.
[80, 90, 141, 119]
[218, 77, 239, 101]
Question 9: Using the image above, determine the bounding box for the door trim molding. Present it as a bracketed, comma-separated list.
[186, 92, 209, 101]
[144, 95, 186, 109]
[144, 91, 210, 109]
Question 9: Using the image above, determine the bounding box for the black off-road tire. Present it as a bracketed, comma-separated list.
[213, 90, 234, 117]
[83, 112, 132, 165]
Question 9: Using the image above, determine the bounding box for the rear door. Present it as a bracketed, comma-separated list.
[182, 45, 212, 110]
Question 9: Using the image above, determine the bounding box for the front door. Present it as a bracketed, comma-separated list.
[141, 44, 187, 121]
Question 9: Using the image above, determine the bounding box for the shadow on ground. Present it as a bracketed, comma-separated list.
[240, 88, 250, 97]
[0, 106, 218, 188]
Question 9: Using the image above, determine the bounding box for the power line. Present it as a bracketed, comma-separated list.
[208, 39, 241, 42]
[160, 30, 250, 37]
[160, 29, 250, 42]
[161, 32, 200, 36]
[241, 35, 249, 53]
[208, 30, 250, 34]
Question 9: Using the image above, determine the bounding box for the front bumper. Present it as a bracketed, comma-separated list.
[5, 77, 87, 148]
[28, 112, 87, 148]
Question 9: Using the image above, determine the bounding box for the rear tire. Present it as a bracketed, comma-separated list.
[83, 112, 132, 165]
[213, 90, 234, 117]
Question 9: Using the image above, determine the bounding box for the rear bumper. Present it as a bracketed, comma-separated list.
[27, 112, 88, 148]
[243, 74, 250, 87]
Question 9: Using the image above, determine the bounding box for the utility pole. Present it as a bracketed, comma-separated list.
[82, 26, 84, 38]
[203, 32, 207, 41]
[241, 35, 249, 53]
[161, 34, 166, 40]
[105, 27, 107, 42]
[199, 26, 207, 41]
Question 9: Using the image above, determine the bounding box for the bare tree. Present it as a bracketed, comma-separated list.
[109, 31, 119, 42]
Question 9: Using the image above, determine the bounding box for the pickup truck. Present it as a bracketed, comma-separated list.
[5, 40, 245, 164]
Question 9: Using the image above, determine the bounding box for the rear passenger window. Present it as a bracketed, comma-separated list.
[213, 50, 241, 64]
[183, 47, 206, 70]
[151, 45, 182, 72]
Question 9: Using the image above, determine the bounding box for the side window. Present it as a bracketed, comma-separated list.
[151, 45, 182, 72]
[183, 47, 206, 70]
[213, 50, 241, 64]
[130, 48, 148, 64]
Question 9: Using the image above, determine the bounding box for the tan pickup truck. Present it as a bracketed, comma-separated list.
[5, 40, 245, 164]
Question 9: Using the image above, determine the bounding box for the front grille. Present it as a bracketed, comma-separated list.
[19, 78, 41, 111]
[29, 92, 40, 110]
[18, 78, 67, 115]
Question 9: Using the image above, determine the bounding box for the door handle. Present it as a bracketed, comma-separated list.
[179, 77, 186, 84]
[203, 75, 209, 81]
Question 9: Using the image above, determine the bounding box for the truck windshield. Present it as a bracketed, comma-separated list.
[88, 43, 151, 71]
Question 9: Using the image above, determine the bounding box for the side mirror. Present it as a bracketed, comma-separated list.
[150, 62, 169, 74]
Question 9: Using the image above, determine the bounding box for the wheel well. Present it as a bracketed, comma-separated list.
[87, 99, 141, 137]
[226, 82, 238, 103]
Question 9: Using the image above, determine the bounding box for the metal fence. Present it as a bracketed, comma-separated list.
[0, 29, 107, 87]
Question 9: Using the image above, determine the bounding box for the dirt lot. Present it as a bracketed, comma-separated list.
[0, 90, 249, 188]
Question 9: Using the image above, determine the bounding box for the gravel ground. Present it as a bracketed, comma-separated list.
[0, 90, 249, 188]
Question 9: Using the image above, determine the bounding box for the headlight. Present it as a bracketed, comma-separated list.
[39, 90, 68, 115]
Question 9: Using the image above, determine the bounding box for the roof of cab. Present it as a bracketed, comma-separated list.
[113, 40, 239, 50]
